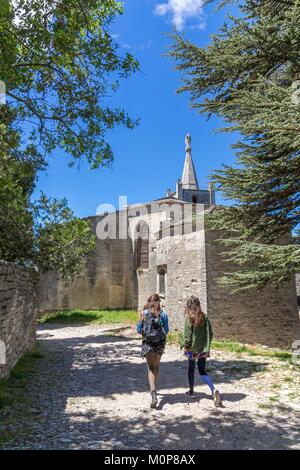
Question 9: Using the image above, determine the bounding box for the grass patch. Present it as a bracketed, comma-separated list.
[271, 384, 281, 390]
[258, 403, 270, 410]
[269, 396, 279, 402]
[212, 340, 249, 354]
[212, 339, 293, 363]
[0, 344, 44, 411]
[165, 333, 293, 363]
[166, 330, 184, 346]
[283, 376, 293, 383]
[38, 309, 138, 325]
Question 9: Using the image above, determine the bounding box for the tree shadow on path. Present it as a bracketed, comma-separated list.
[2, 324, 298, 450]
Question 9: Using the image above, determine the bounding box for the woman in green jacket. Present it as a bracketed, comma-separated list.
[182, 295, 221, 406]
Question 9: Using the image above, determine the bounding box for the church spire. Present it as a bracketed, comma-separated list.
[181, 133, 199, 190]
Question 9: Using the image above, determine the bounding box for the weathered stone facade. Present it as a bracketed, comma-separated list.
[0, 261, 39, 379]
[38, 215, 138, 312]
[135, 215, 208, 332]
[132, 212, 300, 349]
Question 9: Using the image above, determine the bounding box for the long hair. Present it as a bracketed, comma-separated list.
[148, 300, 161, 313]
[185, 295, 204, 327]
[144, 293, 160, 310]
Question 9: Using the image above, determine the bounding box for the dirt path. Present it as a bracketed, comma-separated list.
[1, 323, 300, 450]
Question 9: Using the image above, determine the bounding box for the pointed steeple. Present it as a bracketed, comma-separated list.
[181, 133, 199, 190]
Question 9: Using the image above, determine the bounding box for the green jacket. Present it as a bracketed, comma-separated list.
[181, 316, 213, 353]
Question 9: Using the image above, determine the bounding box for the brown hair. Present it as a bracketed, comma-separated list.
[185, 295, 204, 327]
[144, 293, 160, 310]
[148, 300, 161, 313]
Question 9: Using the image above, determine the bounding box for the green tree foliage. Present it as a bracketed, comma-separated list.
[0, 0, 139, 168]
[32, 194, 95, 278]
[0, 0, 140, 276]
[0, 156, 96, 277]
[170, 0, 300, 290]
[0, 156, 35, 263]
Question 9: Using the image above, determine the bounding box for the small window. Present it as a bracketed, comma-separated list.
[158, 221, 163, 240]
[158, 267, 166, 297]
[192, 195, 198, 204]
[170, 211, 175, 237]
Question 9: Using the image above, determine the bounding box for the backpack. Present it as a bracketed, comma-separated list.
[143, 311, 165, 344]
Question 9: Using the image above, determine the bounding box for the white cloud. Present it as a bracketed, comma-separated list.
[121, 43, 134, 49]
[139, 40, 153, 51]
[190, 20, 206, 31]
[154, 0, 205, 31]
[120, 40, 153, 51]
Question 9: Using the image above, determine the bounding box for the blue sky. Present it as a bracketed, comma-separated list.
[33, 0, 240, 218]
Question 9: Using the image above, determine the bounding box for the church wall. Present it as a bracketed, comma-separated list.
[181, 189, 212, 204]
[205, 229, 300, 349]
[38, 214, 138, 313]
[136, 214, 207, 331]
[157, 225, 207, 331]
[136, 240, 157, 313]
[132, 211, 163, 312]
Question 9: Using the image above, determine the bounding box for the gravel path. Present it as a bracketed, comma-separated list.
[1, 323, 300, 450]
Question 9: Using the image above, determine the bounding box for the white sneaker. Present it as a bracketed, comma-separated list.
[213, 390, 222, 407]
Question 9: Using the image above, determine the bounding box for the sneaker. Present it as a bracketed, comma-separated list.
[213, 389, 222, 407]
[185, 390, 196, 399]
[150, 390, 158, 408]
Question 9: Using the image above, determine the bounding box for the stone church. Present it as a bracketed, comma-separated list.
[38, 134, 300, 349]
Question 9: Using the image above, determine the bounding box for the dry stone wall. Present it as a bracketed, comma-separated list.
[0, 261, 38, 379]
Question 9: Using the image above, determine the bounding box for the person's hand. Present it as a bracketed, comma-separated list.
[185, 350, 193, 360]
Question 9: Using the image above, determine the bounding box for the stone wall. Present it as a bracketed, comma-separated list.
[136, 214, 300, 348]
[38, 214, 138, 312]
[137, 217, 207, 331]
[205, 229, 300, 349]
[158, 230, 207, 331]
[0, 261, 38, 379]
